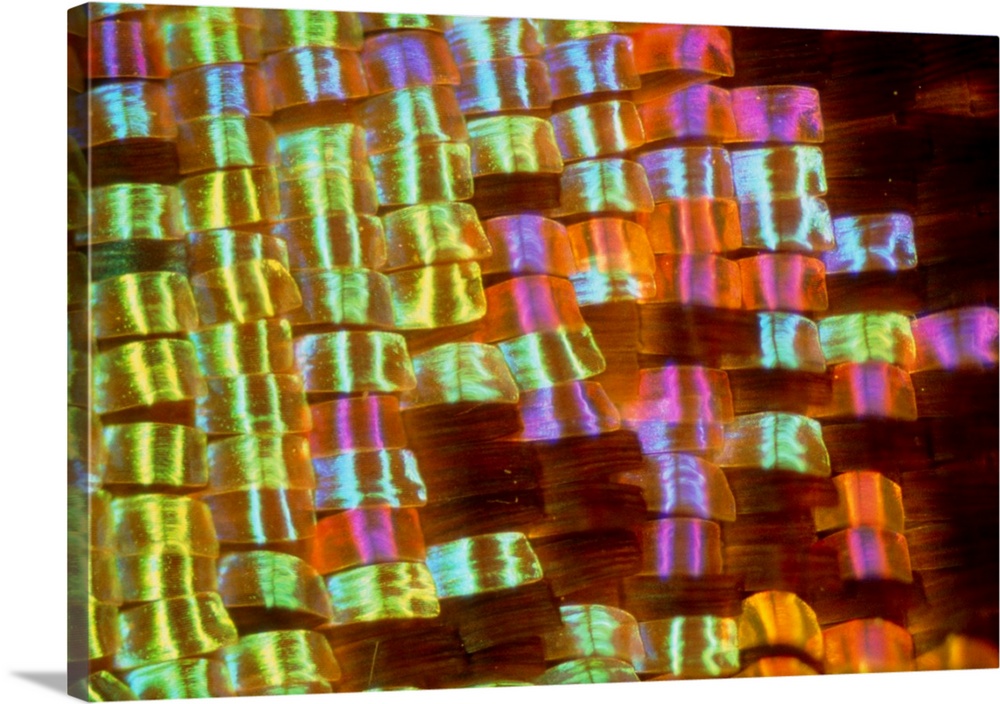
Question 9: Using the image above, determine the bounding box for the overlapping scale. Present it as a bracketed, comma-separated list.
[72, 9, 990, 697]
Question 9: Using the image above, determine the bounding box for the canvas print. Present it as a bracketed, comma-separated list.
[66, 2, 999, 700]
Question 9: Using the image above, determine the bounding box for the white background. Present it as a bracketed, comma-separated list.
[1, 0, 996, 701]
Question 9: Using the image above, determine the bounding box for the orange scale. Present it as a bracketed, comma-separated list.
[478, 275, 587, 343]
[311, 507, 426, 575]
[738, 254, 828, 313]
[646, 254, 743, 309]
[637, 199, 742, 254]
